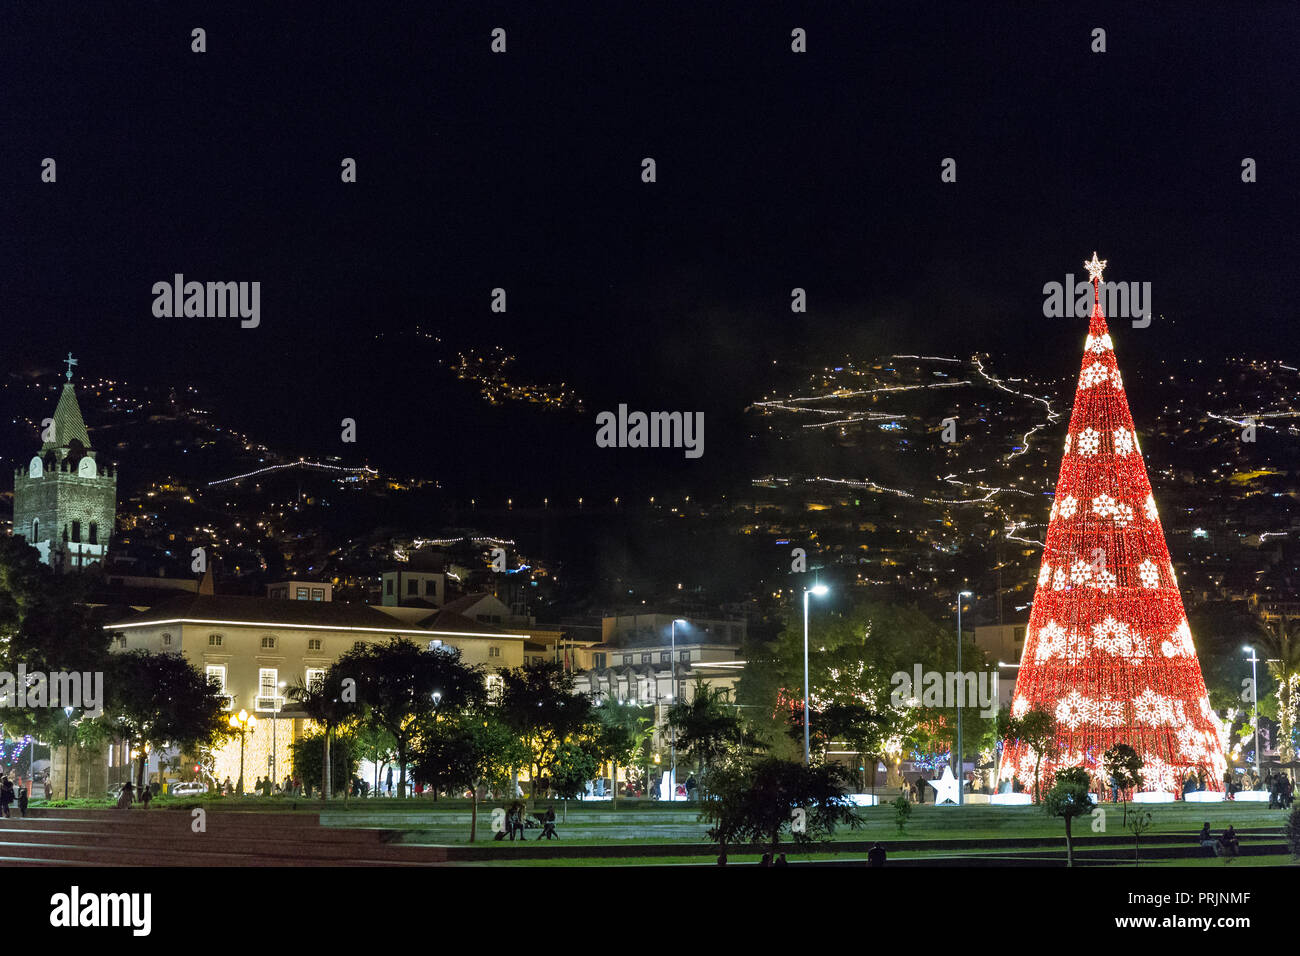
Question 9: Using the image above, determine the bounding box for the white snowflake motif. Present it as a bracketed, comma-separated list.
[1052, 568, 1067, 591]
[1093, 494, 1133, 526]
[1085, 333, 1114, 354]
[1079, 363, 1112, 388]
[1092, 617, 1132, 655]
[1113, 428, 1134, 456]
[1093, 698, 1125, 727]
[1144, 494, 1158, 522]
[1176, 724, 1207, 761]
[1111, 367, 1124, 390]
[1057, 495, 1077, 519]
[1168, 562, 1178, 586]
[1138, 559, 1160, 589]
[1056, 691, 1092, 729]
[1069, 559, 1093, 586]
[1134, 688, 1176, 726]
[1162, 619, 1194, 657]
[1037, 563, 1051, 587]
[1064, 433, 1072, 455]
[1034, 621, 1069, 661]
[1090, 569, 1117, 592]
[1011, 698, 1029, 718]
[1076, 428, 1101, 456]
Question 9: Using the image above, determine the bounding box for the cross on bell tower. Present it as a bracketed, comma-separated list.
[63, 352, 78, 382]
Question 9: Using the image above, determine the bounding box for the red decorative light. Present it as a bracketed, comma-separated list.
[1001, 255, 1227, 794]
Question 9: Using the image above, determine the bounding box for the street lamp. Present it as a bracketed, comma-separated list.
[669, 619, 687, 801]
[1245, 646, 1260, 785]
[803, 584, 830, 766]
[63, 706, 74, 800]
[956, 590, 973, 806]
[228, 709, 257, 795]
[271, 680, 286, 788]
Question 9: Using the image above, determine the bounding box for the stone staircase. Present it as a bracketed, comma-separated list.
[0, 809, 453, 866]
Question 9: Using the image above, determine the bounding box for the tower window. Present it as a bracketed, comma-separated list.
[89, 522, 98, 545]
[71, 521, 81, 543]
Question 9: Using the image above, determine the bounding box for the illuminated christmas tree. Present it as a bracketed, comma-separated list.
[1000, 253, 1227, 795]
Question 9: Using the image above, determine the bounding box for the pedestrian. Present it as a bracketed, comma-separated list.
[916, 775, 926, 804]
[115, 781, 134, 810]
[539, 805, 558, 840]
[774, 853, 788, 867]
[139, 783, 152, 809]
[43, 777, 52, 801]
[386, 767, 393, 796]
[222, 776, 233, 795]
[685, 775, 697, 801]
[760, 852, 772, 867]
[0, 776, 15, 817]
[16, 783, 28, 818]
[868, 842, 887, 867]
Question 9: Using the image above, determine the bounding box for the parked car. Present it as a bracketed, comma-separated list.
[170, 781, 208, 796]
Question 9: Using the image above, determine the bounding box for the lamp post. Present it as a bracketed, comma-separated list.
[229, 709, 256, 795]
[669, 619, 687, 801]
[1245, 646, 1260, 784]
[271, 680, 286, 788]
[956, 590, 973, 806]
[63, 706, 74, 800]
[803, 584, 830, 766]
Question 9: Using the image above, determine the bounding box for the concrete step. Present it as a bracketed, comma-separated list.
[0, 839, 426, 867]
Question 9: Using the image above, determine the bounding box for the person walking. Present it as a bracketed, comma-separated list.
[685, 775, 697, 801]
[538, 806, 558, 840]
[139, 782, 152, 809]
[115, 781, 134, 809]
[386, 767, 394, 796]
[867, 842, 887, 867]
[0, 776, 15, 817]
[16, 783, 28, 818]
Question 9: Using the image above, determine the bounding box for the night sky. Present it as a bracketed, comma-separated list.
[3, 2, 1298, 498]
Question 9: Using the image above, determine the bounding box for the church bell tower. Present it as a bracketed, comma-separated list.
[13, 354, 118, 568]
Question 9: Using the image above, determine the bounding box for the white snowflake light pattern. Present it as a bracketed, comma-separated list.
[1138, 559, 1160, 589]
[1090, 568, 1117, 592]
[1144, 494, 1158, 521]
[1037, 563, 1051, 587]
[1085, 332, 1114, 353]
[1134, 688, 1177, 726]
[1052, 568, 1066, 591]
[1113, 428, 1134, 456]
[1076, 428, 1100, 456]
[1162, 619, 1194, 658]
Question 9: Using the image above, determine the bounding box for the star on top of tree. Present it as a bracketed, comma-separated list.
[1083, 251, 1107, 283]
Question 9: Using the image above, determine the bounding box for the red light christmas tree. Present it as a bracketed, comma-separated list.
[1000, 253, 1227, 795]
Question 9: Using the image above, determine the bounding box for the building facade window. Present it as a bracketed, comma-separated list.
[206, 665, 227, 692]
[261, 636, 277, 649]
[622, 655, 632, 666]
[680, 650, 690, 662]
[354, 641, 365, 651]
[592, 653, 606, 669]
[208, 634, 223, 647]
[425, 579, 437, 597]
[660, 652, 671, 664]
[89, 522, 98, 545]
[385, 579, 394, 596]
[296, 587, 309, 600]
[305, 668, 325, 691]
[162, 633, 172, 647]
[307, 639, 322, 651]
[407, 579, 418, 595]
[311, 588, 324, 601]
[641, 654, 652, 664]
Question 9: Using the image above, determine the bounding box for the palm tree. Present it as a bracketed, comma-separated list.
[1252, 613, 1300, 777]
[287, 673, 352, 800]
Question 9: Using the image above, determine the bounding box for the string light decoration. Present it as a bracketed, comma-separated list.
[1001, 254, 1227, 796]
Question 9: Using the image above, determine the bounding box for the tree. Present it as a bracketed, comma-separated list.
[286, 670, 353, 800]
[1251, 614, 1300, 770]
[1044, 766, 1095, 867]
[665, 681, 746, 795]
[1000, 705, 1058, 804]
[892, 793, 913, 833]
[411, 709, 529, 840]
[551, 739, 601, 800]
[700, 756, 860, 859]
[499, 660, 593, 804]
[100, 651, 231, 790]
[1126, 808, 1154, 866]
[594, 699, 655, 803]
[1102, 742, 1144, 825]
[352, 724, 398, 797]
[290, 730, 356, 798]
[1002, 275, 1227, 789]
[343, 638, 485, 798]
